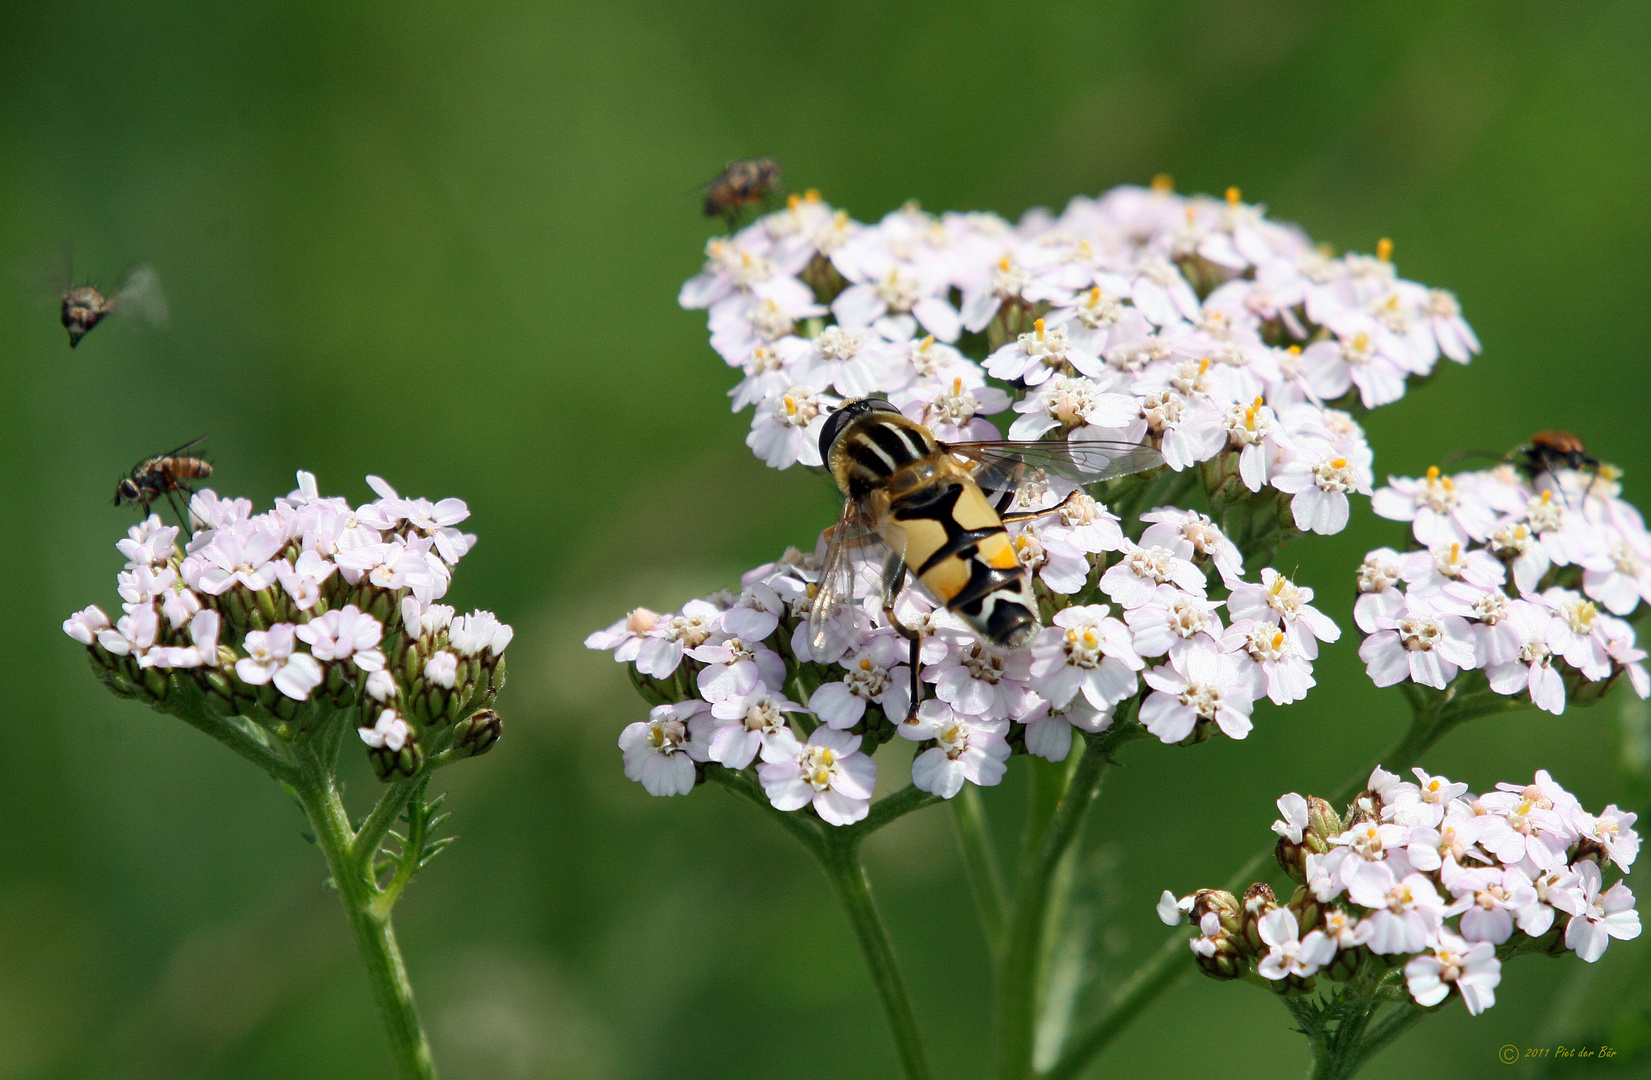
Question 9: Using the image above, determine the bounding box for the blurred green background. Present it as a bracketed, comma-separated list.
[3, 1, 1650, 1077]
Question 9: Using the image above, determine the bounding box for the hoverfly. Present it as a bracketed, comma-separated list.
[704, 158, 782, 224]
[60, 264, 168, 348]
[115, 438, 211, 525]
[809, 398, 1162, 720]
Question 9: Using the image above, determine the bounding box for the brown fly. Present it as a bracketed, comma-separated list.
[703, 158, 782, 224]
[116, 438, 211, 526]
[60, 264, 168, 347]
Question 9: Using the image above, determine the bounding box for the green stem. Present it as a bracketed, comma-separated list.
[355, 772, 435, 871]
[999, 722, 1133, 1080]
[817, 831, 934, 1080]
[1044, 693, 1521, 1080]
[953, 784, 1007, 951]
[1317, 1003, 1428, 1080]
[293, 740, 437, 1080]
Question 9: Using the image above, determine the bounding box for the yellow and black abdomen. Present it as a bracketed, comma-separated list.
[887, 473, 1040, 649]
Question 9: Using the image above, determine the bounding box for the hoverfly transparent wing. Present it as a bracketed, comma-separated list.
[808, 499, 892, 660]
[113, 265, 168, 328]
[155, 435, 208, 459]
[942, 438, 1164, 496]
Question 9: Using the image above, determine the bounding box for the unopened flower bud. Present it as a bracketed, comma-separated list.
[1240, 883, 1278, 956]
[1189, 888, 1242, 938]
[453, 708, 502, 758]
[1274, 794, 1342, 883]
[368, 739, 423, 780]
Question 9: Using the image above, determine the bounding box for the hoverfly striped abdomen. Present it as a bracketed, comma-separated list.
[822, 400, 1040, 650]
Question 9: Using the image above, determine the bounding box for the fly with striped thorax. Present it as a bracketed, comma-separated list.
[809, 398, 1163, 722]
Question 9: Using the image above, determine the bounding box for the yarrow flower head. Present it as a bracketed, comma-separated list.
[1163, 766, 1639, 1016]
[69, 473, 511, 781]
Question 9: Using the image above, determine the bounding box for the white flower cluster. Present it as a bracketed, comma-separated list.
[65, 473, 512, 775]
[681, 183, 1480, 536]
[1161, 767, 1640, 1016]
[592, 501, 1342, 822]
[1357, 464, 1650, 711]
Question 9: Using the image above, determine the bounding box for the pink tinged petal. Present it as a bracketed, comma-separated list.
[709, 725, 762, 770]
[1360, 634, 1411, 687]
[235, 658, 276, 685]
[638, 751, 696, 797]
[1082, 659, 1138, 707]
[912, 296, 961, 343]
[1023, 717, 1074, 762]
[1407, 648, 1450, 690]
[757, 769, 814, 812]
[634, 637, 684, 678]
[912, 749, 965, 798]
[814, 788, 870, 826]
[1404, 958, 1451, 1007]
[274, 653, 325, 700]
[809, 681, 867, 729]
[1517, 903, 1556, 937]
[1566, 914, 1611, 962]
[1214, 705, 1252, 740]
[832, 754, 878, 801]
[1140, 692, 1196, 743]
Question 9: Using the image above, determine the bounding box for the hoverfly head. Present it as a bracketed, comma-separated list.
[818, 396, 901, 462]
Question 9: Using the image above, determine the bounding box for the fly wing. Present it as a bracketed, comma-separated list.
[943, 438, 1164, 496]
[114, 265, 168, 328]
[808, 500, 893, 660]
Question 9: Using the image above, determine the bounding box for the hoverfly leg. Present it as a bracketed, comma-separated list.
[999, 489, 1077, 526]
[164, 489, 191, 531]
[879, 551, 924, 724]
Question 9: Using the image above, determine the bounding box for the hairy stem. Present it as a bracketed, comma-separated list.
[1318, 1003, 1429, 1080]
[954, 784, 1007, 951]
[293, 739, 437, 1080]
[817, 832, 934, 1080]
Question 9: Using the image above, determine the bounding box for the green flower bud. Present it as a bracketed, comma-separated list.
[368, 738, 423, 781]
[453, 708, 502, 758]
[1240, 883, 1278, 956]
[1276, 795, 1342, 883]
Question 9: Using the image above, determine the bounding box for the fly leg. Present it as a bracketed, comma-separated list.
[880, 549, 923, 725]
[999, 489, 1077, 525]
[163, 487, 192, 532]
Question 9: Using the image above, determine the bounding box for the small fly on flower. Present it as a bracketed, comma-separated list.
[703, 158, 782, 225]
[59, 264, 168, 348]
[115, 438, 212, 526]
[1516, 430, 1601, 481]
[1514, 430, 1612, 503]
[811, 397, 1161, 719]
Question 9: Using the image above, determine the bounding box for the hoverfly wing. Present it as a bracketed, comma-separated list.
[807, 500, 894, 660]
[113, 265, 168, 328]
[156, 435, 208, 459]
[942, 438, 1164, 492]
